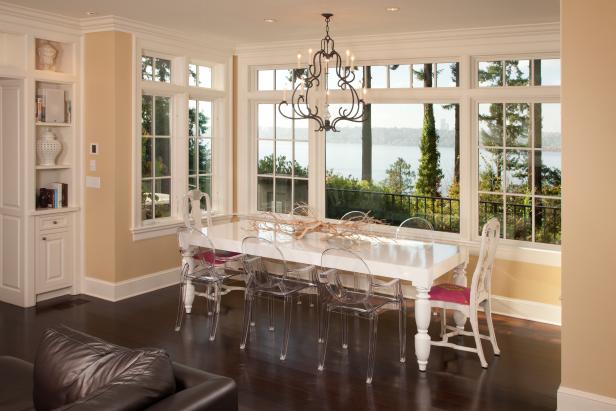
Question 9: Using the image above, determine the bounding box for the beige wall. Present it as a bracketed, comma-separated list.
[472, 257, 560, 306]
[561, 0, 616, 399]
[84, 31, 179, 283]
[84, 33, 560, 310]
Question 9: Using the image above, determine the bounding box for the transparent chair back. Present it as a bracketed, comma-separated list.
[291, 204, 315, 218]
[241, 236, 289, 290]
[182, 188, 212, 229]
[395, 216, 435, 242]
[320, 247, 373, 308]
[340, 210, 368, 222]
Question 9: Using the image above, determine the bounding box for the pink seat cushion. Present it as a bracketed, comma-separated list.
[195, 250, 241, 266]
[430, 283, 471, 305]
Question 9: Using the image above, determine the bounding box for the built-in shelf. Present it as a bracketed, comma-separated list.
[36, 164, 71, 170]
[31, 206, 79, 216]
[35, 122, 71, 127]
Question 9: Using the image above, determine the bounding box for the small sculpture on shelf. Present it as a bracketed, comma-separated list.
[36, 128, 62, 166]
[36, 40, 58, 71]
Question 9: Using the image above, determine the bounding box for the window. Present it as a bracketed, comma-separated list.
[142, 55, 171, 83]
[256, 103, 309, 213]
[188, 64, 212, 88]
[141, 94, 172, 221]
[478, 103, 561, 244]
[326, 62, 459, 90]
[188, 99, 213, 200]
[325, 103, 460, 233]
[478, 58, 560, 87]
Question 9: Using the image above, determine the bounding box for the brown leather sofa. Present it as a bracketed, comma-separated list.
[0, 326, 237, 411]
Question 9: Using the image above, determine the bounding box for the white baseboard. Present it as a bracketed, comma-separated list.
[490, 295, 561, 325]
[82, 267, 180, 302]
[558, 386, 616, 411]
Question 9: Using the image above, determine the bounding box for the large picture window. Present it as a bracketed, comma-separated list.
[256, 103, 309, 213]
[478, 102, 561, 244]
[325, 102, 460, 232]
[141, 94, 172, 221]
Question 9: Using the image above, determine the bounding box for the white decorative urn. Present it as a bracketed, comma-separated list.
[36, 128, 62, 166]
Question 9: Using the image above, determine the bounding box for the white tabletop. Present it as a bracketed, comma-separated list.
[188, 221, 467, 288]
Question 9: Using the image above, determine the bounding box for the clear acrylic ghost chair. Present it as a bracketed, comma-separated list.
[317, 247, 406, 384]
[240, 236, 313, 360]
[175, 227, 236, 341]
[429, 218, 501, 368]
[180, 189, 244, 314]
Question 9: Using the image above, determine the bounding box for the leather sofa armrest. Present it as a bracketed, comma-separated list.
[144, 362, 237, 411]
[144, 378, 237, 411]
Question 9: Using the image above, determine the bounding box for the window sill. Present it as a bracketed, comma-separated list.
[131, 214, 234, 241]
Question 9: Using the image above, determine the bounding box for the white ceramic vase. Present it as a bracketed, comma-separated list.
[37, 128, 62, 166]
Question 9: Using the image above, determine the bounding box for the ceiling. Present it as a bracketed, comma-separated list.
[6, 0, 560, 45]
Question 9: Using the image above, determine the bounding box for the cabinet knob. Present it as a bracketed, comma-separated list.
[42, 237, 47, 241]
[53, 221, 58, 224]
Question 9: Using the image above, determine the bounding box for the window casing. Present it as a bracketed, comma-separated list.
[248, 55, 560, 250]
[135, 46, 229, 235]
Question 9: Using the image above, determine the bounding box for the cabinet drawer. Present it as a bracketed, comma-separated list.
[39, 215, 69, 230]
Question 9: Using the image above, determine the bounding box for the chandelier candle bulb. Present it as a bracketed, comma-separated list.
[345, 50, 350, 67]
[297, 53, 301, 69]
[308, 48, 313, 66]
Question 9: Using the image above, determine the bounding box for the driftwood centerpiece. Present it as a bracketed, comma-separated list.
[246, 208, 383, 241]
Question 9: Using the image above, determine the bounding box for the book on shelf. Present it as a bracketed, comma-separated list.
[38, 183, 68, 209]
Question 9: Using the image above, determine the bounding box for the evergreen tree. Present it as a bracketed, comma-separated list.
[361, 66, 372, 182]
[415, 64, 443, 197]
[383, 158, 415, 194]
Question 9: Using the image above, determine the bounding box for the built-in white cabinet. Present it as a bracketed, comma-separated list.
[0, 28, 81, 307]
[35, 213, 74, 294]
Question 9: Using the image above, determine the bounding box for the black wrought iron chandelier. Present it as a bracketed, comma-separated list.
[278, 13, 366, 132]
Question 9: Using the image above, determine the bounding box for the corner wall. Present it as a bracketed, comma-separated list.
[560, 0, 616, 407]
[84, 31, 179, 284]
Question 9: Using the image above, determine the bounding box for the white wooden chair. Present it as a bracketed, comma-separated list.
[429, 217, 501, 368]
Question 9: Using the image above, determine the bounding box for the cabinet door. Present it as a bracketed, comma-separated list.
[36, 230, 73, 293]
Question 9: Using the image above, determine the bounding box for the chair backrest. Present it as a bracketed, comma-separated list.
[340, 210, 368, 222]
[177, 227, 217, 271]
[470, 218, 500, 304]
[182, 189, 212, 229]
[320, 247, 373, 303]
[291, 204, 314, 217]
[395, 217, 435, 240]
[241, 236, 288, 288]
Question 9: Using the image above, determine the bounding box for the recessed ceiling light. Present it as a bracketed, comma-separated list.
[386, 7, 400, 12]
[86, 11, 96, 16]
[264, 18, 277, 23]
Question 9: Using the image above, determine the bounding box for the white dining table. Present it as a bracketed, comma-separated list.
[179, 220, 469, 371]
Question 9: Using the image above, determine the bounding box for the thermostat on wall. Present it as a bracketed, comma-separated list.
[90, 143, 99, 155]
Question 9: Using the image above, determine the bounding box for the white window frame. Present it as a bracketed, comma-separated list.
[131, 40, 232, 240]
[238, 47, 561, 266]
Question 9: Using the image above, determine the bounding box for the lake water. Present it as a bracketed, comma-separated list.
[325, 143, 560, 195]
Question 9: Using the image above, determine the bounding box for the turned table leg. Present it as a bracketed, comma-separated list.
[182, 255, 196, 314]
[414, 286, 432, 371]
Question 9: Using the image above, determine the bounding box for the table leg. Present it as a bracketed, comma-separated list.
[452, 263, 468, 330]
[414, 286, 431, 371]
[182, 255, 196, 314]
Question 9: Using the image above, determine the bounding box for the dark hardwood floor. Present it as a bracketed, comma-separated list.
[0, 286, 560, 411]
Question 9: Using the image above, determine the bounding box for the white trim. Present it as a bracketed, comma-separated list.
[490, 295, 560, 325]
[558, 387, 616, 411]
[131, 214, 233, 241]
[82, 267, 179, 302]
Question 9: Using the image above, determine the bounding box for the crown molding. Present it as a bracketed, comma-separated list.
[0, 1, 81, 35]
[80, 15, 235, 57]
[235, 22, 560, 57]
